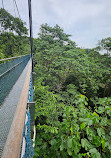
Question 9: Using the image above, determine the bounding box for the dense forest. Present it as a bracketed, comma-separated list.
[33, 24, 111, 158]
[0, 9, 111, 158]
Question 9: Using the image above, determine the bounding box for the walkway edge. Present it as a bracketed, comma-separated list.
[2, 60, 32, 158]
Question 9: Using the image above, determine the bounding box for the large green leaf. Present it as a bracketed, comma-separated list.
[89, 148, 101, 158]
[67, 137, 72, 148]
[80, 122, 85, 130]
[97, 128, 105, 138]
[81, 138, 94, 150]
[93, 136, 101, 147]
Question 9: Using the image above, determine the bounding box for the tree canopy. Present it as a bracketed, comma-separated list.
[0, 8, 28, 35]
[0, 9, 30, 58]
[98, 37, 111, 55]
[33, 24, 111, 158]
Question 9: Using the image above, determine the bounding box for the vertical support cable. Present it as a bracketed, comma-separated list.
[28, 0, 34, 72]
[2, 0, 4, 9]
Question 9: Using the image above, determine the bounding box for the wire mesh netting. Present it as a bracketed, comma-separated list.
[20, 75, 34, 158]
[0, 56, 30, 75]
[22, 110, 34, 158]
[0, 55, 30, 107]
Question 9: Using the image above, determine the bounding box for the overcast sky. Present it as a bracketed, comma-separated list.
[1, 0, 111, 48]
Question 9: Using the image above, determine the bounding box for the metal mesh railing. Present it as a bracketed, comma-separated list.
[22, 110, 34, 158]
[21, 75, 34, 158]
[0, 55, 30, 75]
[0, 55, 30, 107]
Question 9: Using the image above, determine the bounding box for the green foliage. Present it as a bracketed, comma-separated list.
[0, 9, 30, 57]
[33, 24, 111, 157]
[0, 32, 30, 57]
[34, 84, 111, 157]
[38, 23, 74, 46]
[98, 37, 111, 55]
[0, 8, 28, 35]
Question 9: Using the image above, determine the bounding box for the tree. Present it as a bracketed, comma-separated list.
[0, 8, 28, 35]
[38, 23, 76, 47]
[98, 37, 111, 55]
[0, 8, 29, 57]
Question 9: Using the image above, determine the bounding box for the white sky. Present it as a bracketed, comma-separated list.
[1, 0, 111, 48]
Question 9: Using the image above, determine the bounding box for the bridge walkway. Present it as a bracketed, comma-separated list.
[0, 59, 31, 158]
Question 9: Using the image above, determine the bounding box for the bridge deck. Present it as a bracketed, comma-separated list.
[0, 60, 31, 157]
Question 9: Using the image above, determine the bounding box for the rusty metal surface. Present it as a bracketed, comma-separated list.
[0, 60, 31, 158]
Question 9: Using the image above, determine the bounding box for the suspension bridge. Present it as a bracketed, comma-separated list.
[0, 55, 35, 158]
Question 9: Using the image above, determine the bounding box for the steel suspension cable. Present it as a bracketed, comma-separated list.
[2, 0, 4, 9]
[13, 0, 21, 19]
[13, 0, 16, 17]
[28, 0, 34, 72]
